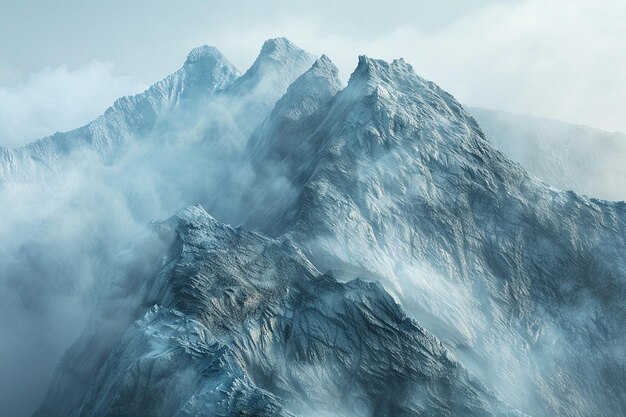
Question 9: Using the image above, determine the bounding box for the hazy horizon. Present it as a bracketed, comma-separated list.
[1, 0, 625, 147]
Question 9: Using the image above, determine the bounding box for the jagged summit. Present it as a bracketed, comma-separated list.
[152, 204, 230, 247]
[311, 54, 339, 75]
[244, 53, 342, 162]
[184, 44, 234, 68]
[349, 55, 436, 95]
[238, 37, 315, 81]
[185, 45, 220, 63]
[175, 44, 239, 89]
[336, 54, 485, 143]
[214, 37, 316, 135]
[179, 44, 240, 93]
[348, 55, 417, 91]
[270, 54, 343, 119]
[258, 37, 309, 60]
[354, 54, 414, 77]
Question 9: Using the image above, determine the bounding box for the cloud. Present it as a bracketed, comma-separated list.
[202, 0, 626, 132]
[1, 1, 624, 137]
[0, 61, 145, 148]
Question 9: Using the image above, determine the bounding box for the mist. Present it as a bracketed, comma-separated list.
[0, 51, 309, 415]
[2, 1, 625, 135]
[470, 108, 626, 202]
[0, 62, 145, 148]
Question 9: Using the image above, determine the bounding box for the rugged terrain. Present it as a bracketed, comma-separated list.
[1, 38, 624, 417]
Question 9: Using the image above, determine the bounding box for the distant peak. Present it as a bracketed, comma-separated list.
[356, 55, 413, 71]
[355, 55, 387, 74]
[287, 55, 342, 93]
[185, 45, 227, 65]
[354, 55, 387, 79]
[349, 55, 418, 88]
[255, 37, 313, 63]
[260, 37, 298, 54]
[311, 54, 338, 74]
[357, 55, 370, 66]
[234, 38, 315, 89]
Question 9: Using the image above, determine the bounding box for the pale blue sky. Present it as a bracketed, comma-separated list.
[0, 0, 624, 146]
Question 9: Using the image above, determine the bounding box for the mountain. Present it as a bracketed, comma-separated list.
[243, 55, 626, 417]
[0, 45, 238, 184]
[0, 37, 314, 188]
[0, 38, 316, 417]
[210, 54, 345, 227]
[1, 39, 624, 417]
[34, 206, 525, 417]
[468, 107, 626, 202]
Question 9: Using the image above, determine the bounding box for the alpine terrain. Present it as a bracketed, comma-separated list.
[1, 38, 624, 417]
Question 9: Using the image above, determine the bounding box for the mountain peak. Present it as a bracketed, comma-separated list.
[246, 54, 340, 134]
[259, 37, 303, 58]
[352, 55, 416, 85]
[181, 44, 239, 86]
[225, 38, 316, 116]
[249, 37, 314, 69]
[184, 45, 229, 66]
[248, 54, 343, 159]
[172, 44, 239, 97]
[340, 54, 485, 139]
[311, 54, 338, 74]
[232, 38, 315, 86]
[266, 54, 342, 127]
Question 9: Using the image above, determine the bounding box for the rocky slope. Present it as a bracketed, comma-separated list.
[35, 206, 525, 417]
[230, 54, 626, 417]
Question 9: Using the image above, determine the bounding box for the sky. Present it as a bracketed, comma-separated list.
[0, 0, 625, 147]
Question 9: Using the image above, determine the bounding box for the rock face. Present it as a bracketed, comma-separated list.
[3, 39, 624, 417]
[469, 107, 626, 202]
[35, 206, 524, 417]
[236, 55, 626, 417]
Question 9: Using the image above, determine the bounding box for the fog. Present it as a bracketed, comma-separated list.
[470, 108, 626, 202]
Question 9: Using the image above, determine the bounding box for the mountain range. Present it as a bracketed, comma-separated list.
[1, 38, 624, 417]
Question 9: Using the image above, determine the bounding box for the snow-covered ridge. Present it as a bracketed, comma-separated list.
[0, 37, 314, 185]
[34, 205, 526, 417]
[0, 43, 238, 184]
[1, 38, 624, 417]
